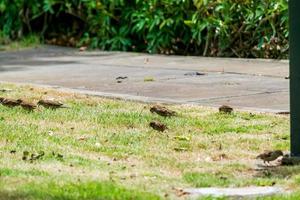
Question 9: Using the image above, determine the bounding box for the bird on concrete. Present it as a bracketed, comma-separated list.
[38, 99, 68, 109]
[256, 150, 284, 165]
[1, 98, 22, 107]
[149, 121, 167, 132]
[18, 99, 37, 111]
[219, 105, 233, 114]
[150, 105, 176, 117]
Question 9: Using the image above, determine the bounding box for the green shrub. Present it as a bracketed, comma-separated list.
[0, 0, 288, 58]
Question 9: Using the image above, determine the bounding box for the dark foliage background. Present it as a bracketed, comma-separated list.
[0, 0, 288, 58]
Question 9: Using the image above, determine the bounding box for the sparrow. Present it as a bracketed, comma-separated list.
[256, 150, 283, 164]
[1, 98, 22, 107]
[149, 121, 167, 132]
[150, 105, 176, 117]
[219, 105, 233, 114]
[38, 99, 68, 109]
[18, 99, 37, 111]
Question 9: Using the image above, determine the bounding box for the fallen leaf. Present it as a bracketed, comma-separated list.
[174, 147, 188, 152]
[78, 136, 87, 141]
[173, 188, 190, 197]
[10, 150, 16, 154]
[174, 136, 190, 141]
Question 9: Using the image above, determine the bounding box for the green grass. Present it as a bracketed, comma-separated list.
[0, 34, 40, 51]
[0, 176, 159, 200]
[0, 83, 298, 199]
[144, 77, 155, 82]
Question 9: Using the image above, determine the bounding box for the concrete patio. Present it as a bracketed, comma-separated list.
[0, 45, 289, 112]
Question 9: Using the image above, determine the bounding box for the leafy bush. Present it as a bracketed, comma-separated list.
[0, 0, 288, 58]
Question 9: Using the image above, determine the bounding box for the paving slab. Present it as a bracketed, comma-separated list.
[0, 46, 289, 112]
[185, 186, 284, 199]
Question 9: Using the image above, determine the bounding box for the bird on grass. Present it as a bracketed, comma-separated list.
[256, 150, 283, 165]
[219, 105, 233, 114]
[18, 99, 37, 111]
[150, 105, 176, 117]
[0, 98, 22, 107]
[38, 99, 68, 109]
[149, 121, 167, 132]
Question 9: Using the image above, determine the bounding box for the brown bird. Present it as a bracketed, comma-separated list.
[149, 121, 167, 132]
[256, 150, 284, 164]
[1, 98, 22, 107]
[38, 99, 67, 109]
[150, 105, 176, 117]
[18, 99, 37, 111]
[219, 105, 233, 114]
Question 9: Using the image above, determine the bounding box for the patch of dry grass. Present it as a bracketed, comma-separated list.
[0, 83, 297, 199]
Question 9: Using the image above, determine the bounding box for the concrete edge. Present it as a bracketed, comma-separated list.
[73, 47, 289, 64]
[0, 81, 289, 114]
[6, 45, 288, 65]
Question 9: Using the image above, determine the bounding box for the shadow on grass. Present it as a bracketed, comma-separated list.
[255, 165, 300, 180]
[184, 165, 300, 188]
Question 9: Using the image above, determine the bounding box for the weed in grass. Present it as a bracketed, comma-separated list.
[0, 83, 296, 199]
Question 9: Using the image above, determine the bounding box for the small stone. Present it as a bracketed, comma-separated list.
[95, 142, 101, 147]
[48, 131, 54, 136]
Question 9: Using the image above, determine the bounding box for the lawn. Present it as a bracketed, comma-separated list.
[0, 83, 298, 199]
